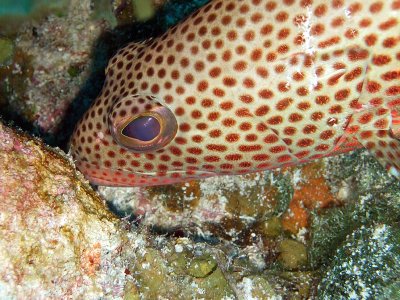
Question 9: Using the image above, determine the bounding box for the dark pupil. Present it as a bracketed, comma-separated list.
[122, 116, 161, 141]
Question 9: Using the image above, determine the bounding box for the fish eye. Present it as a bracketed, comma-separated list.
[109, 95, 177, 152]
[122, 115, 161, 141]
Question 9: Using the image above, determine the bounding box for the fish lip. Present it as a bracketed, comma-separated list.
[80, 160, 219, 177]
[81, 168, 218, 187]
[83, 174, 128, 187]
[76, 161, 218, 185]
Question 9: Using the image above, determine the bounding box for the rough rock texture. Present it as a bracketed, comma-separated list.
[99, 171, 289, 237]
[1, 0, 400, 298]
[98, 158, 346, 240]
[99, 149, 400, 299]
[2, 0, 106, 133]
[0, 121, 318, 299]
[318, 224, 400, 299]
[0, 121, 135, 299]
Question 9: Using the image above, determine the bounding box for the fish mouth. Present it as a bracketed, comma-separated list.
[83, 173, 129, 187]
[75, 160, 217, 187]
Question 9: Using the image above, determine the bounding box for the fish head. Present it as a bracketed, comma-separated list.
[70, 42, 223, 186]
[70, 0, 400, 186]
[70, 99, 214, 187]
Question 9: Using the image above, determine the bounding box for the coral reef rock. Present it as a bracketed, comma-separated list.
[0, 0, 106, 134]
[0, 121, 321, 299]
[318, 224, 400, 299]
[0, 121, 135, 299]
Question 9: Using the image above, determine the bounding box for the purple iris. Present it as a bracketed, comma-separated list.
[122, 116, 161, 141]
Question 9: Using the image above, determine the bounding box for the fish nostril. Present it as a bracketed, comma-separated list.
[122, 116, 161, 141]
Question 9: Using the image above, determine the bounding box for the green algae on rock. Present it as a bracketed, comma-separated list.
[306, 150, 400, 269]
[324, 150, 397, 198]
[0, 38, 14, 66]
[260, 216, 283, 238]
[127, 239, 236, 299]
[309, 185, 400, 268]
[275, 271, 318, 299]
[380, 281, 400, 300]
[195, 267, 236, 299]
[131, 248, 183, 299]
[131, 0, 156, 21]
[188, 255, 218, 278]
[278, 239, 308, 271]
[238, 276, 277, 299]
[318, 224, 400, 299]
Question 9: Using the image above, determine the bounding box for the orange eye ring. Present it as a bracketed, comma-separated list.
[109, 95, 178, 152]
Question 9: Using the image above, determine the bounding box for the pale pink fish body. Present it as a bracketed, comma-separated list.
[70, 0, 400, 186]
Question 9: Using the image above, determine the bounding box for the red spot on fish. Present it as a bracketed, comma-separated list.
[239, 145, 262, 152]
[372, 55, 391, 66]
[379, 18, 397, 30]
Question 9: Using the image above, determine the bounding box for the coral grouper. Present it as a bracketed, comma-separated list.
[70, 0, 400, 186]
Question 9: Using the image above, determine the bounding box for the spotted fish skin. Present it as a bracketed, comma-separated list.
[71, 0, 400, 186]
